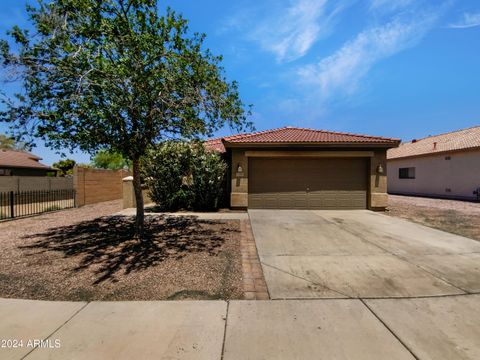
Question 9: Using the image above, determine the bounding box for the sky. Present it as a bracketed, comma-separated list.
[0, 0, 479, 165]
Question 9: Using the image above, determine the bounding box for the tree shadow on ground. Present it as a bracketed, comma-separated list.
[20, 215, 237, 284]
[144, 206, 220, 213]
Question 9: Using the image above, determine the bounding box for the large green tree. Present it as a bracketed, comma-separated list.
[0, 133, 28, 150]
[0, 0, 251, 238]
[52, 158, 76, 176]
[92, 150, 130, 170]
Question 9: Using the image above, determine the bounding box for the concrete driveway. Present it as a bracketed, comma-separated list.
[249, 209, 480, 299]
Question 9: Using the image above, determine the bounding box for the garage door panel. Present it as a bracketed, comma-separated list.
[309, 191, 366, 209]
[248, 195, 262, 208]
[264, 195, 281, 208]
[249, 193, 310, 209]
[248, 158, 367, 209]
[279, 194, 306, 208]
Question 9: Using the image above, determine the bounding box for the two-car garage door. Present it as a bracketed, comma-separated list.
[248, 158, 368, 209]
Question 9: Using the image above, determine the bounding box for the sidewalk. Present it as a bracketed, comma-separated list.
[2, 295, 479, 359]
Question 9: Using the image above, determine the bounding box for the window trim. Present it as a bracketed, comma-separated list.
[399, 167, 415, 179]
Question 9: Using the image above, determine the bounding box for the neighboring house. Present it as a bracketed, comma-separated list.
[0, 149, 57, 176]
[205, 126, 400, 210]
[387, 125, 480, 201]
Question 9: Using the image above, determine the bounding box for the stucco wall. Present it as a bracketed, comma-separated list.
[230, 149, 249, 208]
[0, 176, 73, 192]
[369, 150, 388, 209]
[387, 150, 480, 200]
[229, 148, 390, 210]
[122, 178, 153, 209]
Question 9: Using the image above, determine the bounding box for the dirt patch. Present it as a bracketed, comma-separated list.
[387, 195, 480, 241]
[0, 201, 243, 301]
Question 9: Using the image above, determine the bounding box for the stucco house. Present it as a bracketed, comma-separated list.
[387, 125, 480, 201]
[0, 149, 57, 176]
[205, 126, 400, 210]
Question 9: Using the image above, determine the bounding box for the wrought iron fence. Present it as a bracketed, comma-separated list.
[0, 189, 76, 220]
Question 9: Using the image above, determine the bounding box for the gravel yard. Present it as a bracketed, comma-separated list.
[0, 200, 243, 301]
[387, 195, 480, 241]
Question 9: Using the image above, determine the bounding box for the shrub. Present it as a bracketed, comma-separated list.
[142, 141, 227, 211]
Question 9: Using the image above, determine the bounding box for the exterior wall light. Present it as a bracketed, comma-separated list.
[376, 164, 384, 174]
[236, 164, 244, 178]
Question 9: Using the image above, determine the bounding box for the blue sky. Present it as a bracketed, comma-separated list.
[1, 0, 479, 165]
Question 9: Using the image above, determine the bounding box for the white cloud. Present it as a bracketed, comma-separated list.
[448, 12, 480, 29]
[369, 0, 415, 13]
[297, 10, 442, 99]
[250, 0, 347, 62]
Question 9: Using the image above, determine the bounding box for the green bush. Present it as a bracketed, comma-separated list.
[142, 141, 227, 211]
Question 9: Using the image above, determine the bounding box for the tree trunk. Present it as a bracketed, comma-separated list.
[132, 157, 145, 239]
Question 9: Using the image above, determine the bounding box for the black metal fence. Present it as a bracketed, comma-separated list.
[0, 189, 76, 220]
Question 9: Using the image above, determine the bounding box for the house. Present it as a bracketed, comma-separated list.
[0, 149, 57, 176]
[387, 125, 480, 201]
[205, 126, 400, 210]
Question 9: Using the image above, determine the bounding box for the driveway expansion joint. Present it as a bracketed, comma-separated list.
[360, 299, 420, 360]
[220, 301, 230, 360]
[264, 292, 480, 301]
[22, 301, 90, 360]
[261, 261, 352, 299]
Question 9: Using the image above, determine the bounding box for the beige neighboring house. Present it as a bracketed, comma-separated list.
[205, 126, 400, 211]
[387, 125, 480, 201]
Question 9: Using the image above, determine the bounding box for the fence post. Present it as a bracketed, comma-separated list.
[122, 176, 135, 209]
[9, 191, 14, 219]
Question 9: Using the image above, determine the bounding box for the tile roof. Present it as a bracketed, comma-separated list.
[388, 125, 480, 160]
[0, 149, 52, 169]
[204, 126, 400, 152]
[203, 137, 226, 152]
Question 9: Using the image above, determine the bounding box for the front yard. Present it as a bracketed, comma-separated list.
[0, 200, 243, 301]
[387, 195, 480, 241]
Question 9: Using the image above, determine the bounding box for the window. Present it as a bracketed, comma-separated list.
[399, 167, 415, 179]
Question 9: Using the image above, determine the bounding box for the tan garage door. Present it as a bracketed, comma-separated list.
[248, 158, 368, 209]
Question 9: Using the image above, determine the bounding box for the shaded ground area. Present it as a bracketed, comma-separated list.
[387, 195, 480, 241]
[0, 200, 243, 301]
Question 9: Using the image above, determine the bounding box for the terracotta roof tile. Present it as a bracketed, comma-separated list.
[204, 137, 228, 152]
[387, 125, 480, 160]
[0, 150, 52, 169]
[205, 126, 399, 153]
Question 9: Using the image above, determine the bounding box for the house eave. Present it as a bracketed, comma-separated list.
[0, 165, 55, 171]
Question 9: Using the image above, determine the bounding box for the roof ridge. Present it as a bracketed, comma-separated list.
[203, 136, 224, 143]
[223, 126, 400, 142]
[223, 126, 290, 142]
[404, 124, 480, 144]
[282, 126, 400, 141]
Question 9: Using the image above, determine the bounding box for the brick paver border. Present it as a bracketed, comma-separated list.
[240, 219, 269, 300]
